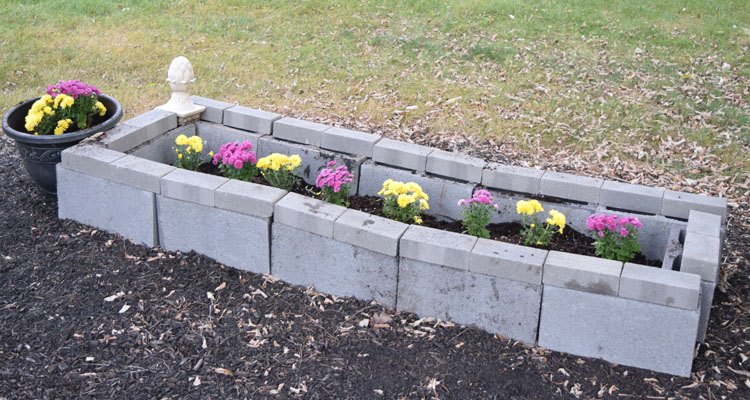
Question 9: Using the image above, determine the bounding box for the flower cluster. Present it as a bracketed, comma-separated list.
[458, 189, 498, 238]
[378, 179, 429, 224]
[516, 200, 566, 247]
[24, 80, 107, 135]
[173, 134, 206, 171]
[256, 153, 301, 190]
[587, 214, 643, 262]
[315, 161, 354, 206]
[213, 141, 258, 181]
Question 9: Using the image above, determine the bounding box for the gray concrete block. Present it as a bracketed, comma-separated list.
[103, 109, 177, 152]
[681, 232, 721, 283]
[60, 143, 124, 179]
[110, 155, 175, 193]
[129, 124, 195, 165]
[662, 190, 727, 220]
[372, 138, 434, 172]
[195, 121, 265, 153]
[661, 225, 683, 270]
[190, 96, 234, 123]
[400, 225, 477, 271]
[215, 179, 287, 218]
[160, 168, 228, 207]
[481, 163, 544, 194]
[425, 149, 486, 183]
[223, 105, 281, 135]
[321, 127, 381, 157]
[540, 171, 604, 204]
[600, 181, 665, 215]
[272, 223, 398, 307]
[469, 239, 547, 285]
[157, 196, 270, 275]
[273, 193, 347, 238]
[257, 136, 366, 189]
[543, 251, 622, 296]
[686, 210, 722, 238]
[334, 209, 409, 257]
[397, 257, 542, 345]
[272, 117, 329, 146]
[100, 124, 140, 152]
[619, 263, 701, 310]
[697, 280, 716, 343]
[538, 285, 699, 377]
[358, 161, 476, 221]
[57, 166, 157, 246]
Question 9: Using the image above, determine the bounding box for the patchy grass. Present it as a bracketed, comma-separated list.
[1, 0, 748, 191]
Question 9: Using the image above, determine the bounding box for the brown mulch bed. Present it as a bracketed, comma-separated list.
[2, 137, 749, 399]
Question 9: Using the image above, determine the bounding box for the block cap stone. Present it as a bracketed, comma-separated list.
[273, 192, 347, 238]
[400, 225, 477, 270]
[223, 105, 281, 135]
[426, 149, 486, 183]
[543, 251, 622, 295]
[160, 168, 228, 207]
[482, 163, 544, 194]
[540, 171, 604, 204]
[215, 179, 287, 218]
[61, 143, 125, 179]
[273, 117, 329, 146]
[662, 189, 727, 220]
[686, 210, 722, 238]
[600, 181, 665, 214]
[334, 209, 409, 256]
[110, 154, 175, 193]
[372, 138, 434, 172]
[190, 96, 235, 123]
[321, 126, 381, 157]
[619, 263, 701, 310]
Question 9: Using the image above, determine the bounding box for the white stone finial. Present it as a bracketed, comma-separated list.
[156, 56, 205, 118]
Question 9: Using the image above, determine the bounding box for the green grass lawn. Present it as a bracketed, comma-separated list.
[1, 0, 748, 190]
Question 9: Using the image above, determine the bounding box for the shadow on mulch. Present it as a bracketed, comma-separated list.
[1, 142, 749, 399]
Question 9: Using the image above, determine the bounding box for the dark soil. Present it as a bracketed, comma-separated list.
[3, 140, 750, 399]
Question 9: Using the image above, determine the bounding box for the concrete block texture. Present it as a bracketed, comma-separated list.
[273, 117, 329, 146]
[662, 189, 727, 220]
[697, 280, 716, 343]
[215, 179, 287, 218]
[223, 105, 281, 135]
[538, 285, 699, 377]
[190, 96, 234, 123]
[273, 193, 347, 238]
[543, 251, 622, 296]
[400, 225, 477, 271]
[425, 149, 486, 183]
[397, 257, 542, 345]
[481, 163, 544, 194]
[540, 171, 604, 204]
[600, 181, 665, 215]
[102, 109, 177, 152]
[487, 190, 598, 234]
[320, 127, 381, 157]
[686, 210, 722, 238]
[358, 161, 476, 221]
[272, 223, 399, 307]
[619, 263, 701, 310]
[372, 138, 434, 172]
[469, 239, 547, 285]
[157, 196, 270, 275]
[160, 168, 229, 207]
[60, 143, 124, 179]
[681, 232, 721, 283]
[110, 155, 175, 193]
[195, 122, 265, 153]
[57, 166, 157, 247]
[334, 209, 409, 257]
[129, 124, 195, 165]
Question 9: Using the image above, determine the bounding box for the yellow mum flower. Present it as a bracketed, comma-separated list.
[397, 194, 413, 208]
[546, 209, 566, 234]
[175, 134, 188, 146]
[178, 153, 183, 159]
[413, 216, 423, 224]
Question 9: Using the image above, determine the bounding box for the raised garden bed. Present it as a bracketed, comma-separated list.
[55, 96, 727, 377]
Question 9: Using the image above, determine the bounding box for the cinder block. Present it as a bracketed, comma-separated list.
[358, 161, 476, 221]
[540, 171, 604, 204]
[662, 190, 727, 220]
[272, 223, 398, 307]
[130, 124, 195, 165]
[334, 209, 409, 257]
[321, 127, 381, 157]
[100, 124, 140, 152]
[543, 251, 622, 296]
[397, 257, 542, 345]
[425, 150, 486, 183]
[538, 285, 699, 377]
[110, 155, 175, 193]
[257, 136, 366, 189]
[160, 168, 228, 207]
[400, 225, 477, 271]
[195, 122, 265, 153]
[372, 138, 434, 172]
[686, 210, 722, 238]
[102, 109, 177, 152]
[224, 105, 281, 135]
[619, 263, 701, 310]
[190, 96, 234, 123]
[681, 232, 721, 283]
[661, 225, 683, 270]
[60, 143, 124, 179]
[273, 193, 347, 238]
[215, 179, 287, 218]
[697, 280, 716, 343]
[600, 181, 665, 215]
[57, 166, 157, 246]
[481, 163, 544, 194]
[469, 239, 546, 285]
[273, 117, 329, 146]
[157, 196, 270, 275]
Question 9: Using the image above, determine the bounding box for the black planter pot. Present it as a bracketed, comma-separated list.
[2, 94, 123, 194]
